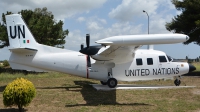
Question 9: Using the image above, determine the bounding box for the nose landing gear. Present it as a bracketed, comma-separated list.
[174, 76, 181, 86]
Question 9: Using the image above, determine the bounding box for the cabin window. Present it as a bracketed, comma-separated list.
[147, 58, 153, 65]
[136, 58, 143, 65]
[159, 56, 167, 62]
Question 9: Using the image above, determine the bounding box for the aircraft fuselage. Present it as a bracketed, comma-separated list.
[9, 45, 189, 82]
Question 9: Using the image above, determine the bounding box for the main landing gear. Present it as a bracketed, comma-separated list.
[100, 81, 107, 85]
[100, 72, 118, 88]
[100, 78, 118, 88]
[107, 78, 118, 88]
[174, 76, 181, 86]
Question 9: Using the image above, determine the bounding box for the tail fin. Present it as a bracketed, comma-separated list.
[5, 14, 38, 49]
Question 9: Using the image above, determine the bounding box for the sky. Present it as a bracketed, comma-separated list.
[0, 0, 199, 60]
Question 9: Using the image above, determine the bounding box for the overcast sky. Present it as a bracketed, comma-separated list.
[0, 0, 199, 60]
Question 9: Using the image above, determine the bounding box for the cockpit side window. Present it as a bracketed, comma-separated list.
[167, 55, 173, 62]
[159, 56, 167, 62]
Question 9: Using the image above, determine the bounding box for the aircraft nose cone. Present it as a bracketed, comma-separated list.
[189, 64, 196, 72]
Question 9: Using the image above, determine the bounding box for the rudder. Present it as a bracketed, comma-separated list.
[6, 14, 38, 49]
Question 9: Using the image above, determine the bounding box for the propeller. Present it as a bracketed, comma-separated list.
[79, 34, 103, 68]
[86, 34, 91, 68]
[80, 34, 91, 68]
[86, 34, 90, 48]
[87, 55, 91, 68]
[80, 44, 84, 50]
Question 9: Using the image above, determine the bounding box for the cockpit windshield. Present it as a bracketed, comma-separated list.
[167, 55, 173, 62]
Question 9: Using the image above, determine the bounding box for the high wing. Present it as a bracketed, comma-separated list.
[89, 34, 188, 64]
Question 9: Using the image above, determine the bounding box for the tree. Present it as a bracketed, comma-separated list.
[3, 78, 36, 112]
[166, 0, 200, 45]
[197, 57, 199, 62]
[0, 7, 69, 48]
[2, 60, 9, 67]
[186, 56, 188, 60]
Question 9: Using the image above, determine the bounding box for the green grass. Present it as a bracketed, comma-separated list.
[0, 72, 200, 112]
[192, 62, 200, 72]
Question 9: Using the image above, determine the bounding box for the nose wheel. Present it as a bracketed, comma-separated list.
[174, 79, 181, 86]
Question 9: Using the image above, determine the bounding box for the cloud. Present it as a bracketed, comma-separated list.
[109, 0, 159, 21]
[86, 16, 143, 36]
[65, 30, 84, 50]
[98, 19, 107, 24]
[0, 0, 107, 20]
[65, 16, 143, 51]
[108, 0, 178, 34]
[76, 17, 85, 22]
[86, 17, 107, 31]
[87, 21, 103, 31]
[65, 0, 179, 51]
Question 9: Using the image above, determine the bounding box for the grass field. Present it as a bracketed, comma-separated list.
[0, 72, 200, 112]
[192, 62, 200, 72]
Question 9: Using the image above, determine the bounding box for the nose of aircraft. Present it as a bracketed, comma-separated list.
[188, 64, 196, 72]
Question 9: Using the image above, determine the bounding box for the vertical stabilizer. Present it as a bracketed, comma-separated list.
[6, 14, 38, 49]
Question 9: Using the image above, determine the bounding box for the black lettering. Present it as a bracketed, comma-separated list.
[167, 68, 171, 74]
[171, 68, 176, 74]
[9, 26, 17, 39]
[130, 70, 134, 76]
[153, 69, 157, 75]
[145, 69, 150, 76]
[137, 69, 140, 76]
[125, 70, 129, 77]
[161, 68, 165, 74]
[158, 68, 161, 74]
[18, 25, 25, 38]
[141, 69, 145, 76]
[176, 68, 179, 74]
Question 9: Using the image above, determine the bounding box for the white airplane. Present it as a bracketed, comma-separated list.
[5, 14, 196, 88]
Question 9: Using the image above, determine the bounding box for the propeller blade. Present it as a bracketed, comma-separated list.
[87, 55, 91, 68]
[81, 44, 84, 50]
[86, 34, 90, 48]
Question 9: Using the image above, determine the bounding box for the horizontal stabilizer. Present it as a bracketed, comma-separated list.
[9, 48, 38, 53]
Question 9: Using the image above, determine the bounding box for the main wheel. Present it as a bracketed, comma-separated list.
[174, 79, 181, 86]
[107, 78, 117, 88]
[100, 81, 107, 85]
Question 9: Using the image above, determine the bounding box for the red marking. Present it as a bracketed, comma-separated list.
[86, 55, 89, 78]
[27, 40, 29, 43]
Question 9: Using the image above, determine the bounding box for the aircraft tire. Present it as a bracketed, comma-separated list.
[174, 79, 181, 86]
[100, 81, 107, 85]
[107, 78, 117, 88]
